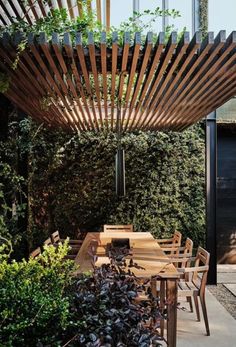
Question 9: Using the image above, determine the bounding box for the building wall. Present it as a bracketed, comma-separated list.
[217, 125, 236, 263]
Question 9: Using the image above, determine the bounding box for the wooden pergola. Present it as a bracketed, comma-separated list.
[1, 2, 236, 132]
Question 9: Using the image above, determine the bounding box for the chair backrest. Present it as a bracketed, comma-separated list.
[44, 237, 52, 246]
[192, 246, 210, 290]
[177, 237, 193, 268]
[51, 230, 60, 243]
[103, 224, 134, 233]
[184, 238, 193, 256]
[30, 247, 41, 259]
[173, 231, 182, 246]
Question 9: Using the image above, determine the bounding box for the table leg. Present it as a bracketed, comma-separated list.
[150, 277, 157, 297]
[160, 279, 165, 338]
[166, 279, 177, 347]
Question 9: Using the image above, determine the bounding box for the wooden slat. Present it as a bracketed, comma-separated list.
[183, 80, 236, 130]
[100, 31, 108, 129]
[96, 0, 101, 22]
[0, 1, 14, 23]
[152, 31, 201, 129]
[138, 32, 178, 129]
[110, 32, 118, 130]
[87, 0, 92, 13]
[28, 0, 40, 21]
[173, 31, 236, 129]
[1, 29, 236, 131]
[63, 32, 94, 129]
[28, 33, 77, 130]
[127, 32, 153, 131]
[88, 32, 103, 128]
[132, 32, 164, 130]
[17, 1, 33, 24]
[163, 31, 226, 129]
[121, 32, 141, 128]
[53, 32, 89, 129]
[39, 32, 85, 130]
[47, 0, 54, 13]
[116, 32, 130, 130]
[176, 41, 236, 130]
[38, 0, 47, 17]
[0, 13, 8, 26]
[57, 0, 63, 8]
[118, 32, 130, 101]
[67, 0, 75, 19]
[7, 0, 22, 20]
[75, 32, 99, 130]
[18, 37, 69, 127]
[106, 0, 110, 31]
[0, 35, 46, 117]
[155, 32, 214, 130]
[77, 0, 83, 16]
[144, 32, 190, 130]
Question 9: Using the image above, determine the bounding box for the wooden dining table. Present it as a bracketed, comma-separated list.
[75, 232, 180, 347]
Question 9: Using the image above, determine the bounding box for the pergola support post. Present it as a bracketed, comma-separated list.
[192, 0, 200, 34]
[206, 111, 217, 285]
[162, 0, 169, 32]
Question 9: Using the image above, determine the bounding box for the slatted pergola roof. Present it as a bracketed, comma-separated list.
[0, 1, 236, 131]
[0, 1, 108, 27]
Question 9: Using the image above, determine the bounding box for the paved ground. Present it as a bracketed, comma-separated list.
[176, 265, 236, 347]
[224, 283, 236, 296]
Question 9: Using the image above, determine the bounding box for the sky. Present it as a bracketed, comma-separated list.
[94, 0, 236, 37]
[208, 0, 236, 36]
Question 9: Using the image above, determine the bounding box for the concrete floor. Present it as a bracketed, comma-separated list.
[173, 265, 236, 347]
[177, 290, 236, 347]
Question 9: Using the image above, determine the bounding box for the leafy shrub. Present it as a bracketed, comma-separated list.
[0, 241, 75, 347]
[27, 121, 205, 247]
[66, 264, 163, 347]
[0, 118, 28, 257]
[1, 118, 205, 252]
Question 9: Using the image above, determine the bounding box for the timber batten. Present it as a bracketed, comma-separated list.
[1, 29, 236, 131]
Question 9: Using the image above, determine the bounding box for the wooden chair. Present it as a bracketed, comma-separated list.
[51, 230, 83, 260]
[177, 246, 210, 336]
[168, 238, 194, 267]
[30, 247, 41, 259]
[156, 231, 182, 255]
[103, 224, 134, 233]
[51, 230, 83, 248]
[44, 237, 52, 246]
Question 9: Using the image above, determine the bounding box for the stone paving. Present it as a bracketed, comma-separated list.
[224, 283, 236, 296]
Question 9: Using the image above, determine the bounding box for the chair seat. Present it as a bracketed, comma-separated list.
[178, 281, 199, 296]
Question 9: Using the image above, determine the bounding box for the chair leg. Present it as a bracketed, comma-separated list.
[187, 296, 193, 312]
[200, 293, 210, 336]
[193, 295, 200, 322]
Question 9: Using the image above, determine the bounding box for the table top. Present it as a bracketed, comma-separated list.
[75, 232, 180, 279]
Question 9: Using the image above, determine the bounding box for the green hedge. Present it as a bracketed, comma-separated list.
[27, 121, 205, 247]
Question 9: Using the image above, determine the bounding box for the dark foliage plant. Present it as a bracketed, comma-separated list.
[0, 240, 164, 347]
[66, 264, 163, 347]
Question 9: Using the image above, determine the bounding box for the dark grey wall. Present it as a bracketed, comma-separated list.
[217, 125, 236, 263]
